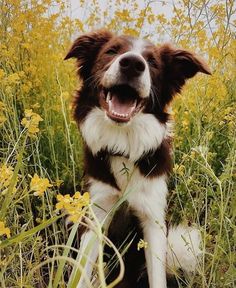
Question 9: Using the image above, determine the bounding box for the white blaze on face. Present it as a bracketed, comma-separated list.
[102, 39, 151, 98]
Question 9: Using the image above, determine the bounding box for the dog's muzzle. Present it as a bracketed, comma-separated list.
[100, 52, 151, 123]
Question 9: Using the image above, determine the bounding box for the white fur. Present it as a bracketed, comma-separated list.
[167, 225, 202, 274]
[78, 173, 201, 288]
[127, 174, 168, 288]
[111, 157, 168, 288]
[77, 179, 119, 288]
[102, 50, 151, 98]
[80, 108, 167, 162]
[132, 38, 147, 54]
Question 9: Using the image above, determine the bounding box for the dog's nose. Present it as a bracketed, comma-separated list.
[119, 55, 145, 78]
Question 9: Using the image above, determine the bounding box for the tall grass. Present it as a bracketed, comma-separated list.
[0, 0, 235, 287]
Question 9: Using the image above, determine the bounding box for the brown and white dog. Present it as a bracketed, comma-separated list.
[65, 30, 210, 288]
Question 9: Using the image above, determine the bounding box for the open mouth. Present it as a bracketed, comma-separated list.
[100, 85, 144, 123]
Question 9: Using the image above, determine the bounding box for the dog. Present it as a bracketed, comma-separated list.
[65, 30, 211, 288]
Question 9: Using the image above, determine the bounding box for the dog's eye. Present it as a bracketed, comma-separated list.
[147, 57, 158, 68]
[105, 48, 117, 55]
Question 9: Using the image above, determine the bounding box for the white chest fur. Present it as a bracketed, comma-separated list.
[80, 108, 167, 162]
[110, 156, 168, 220]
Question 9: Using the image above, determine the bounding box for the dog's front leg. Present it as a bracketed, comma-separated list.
[76, 180, 118, 288]
[142, 219, 167, 288]
[128, 175, 168, 288]
[76, 228, 100, 288]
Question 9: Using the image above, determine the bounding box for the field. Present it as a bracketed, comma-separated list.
[0, 0, 235, 287]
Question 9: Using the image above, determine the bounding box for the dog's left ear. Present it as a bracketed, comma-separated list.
[64, 29, 113, 79]
[159, 44, 211, 96]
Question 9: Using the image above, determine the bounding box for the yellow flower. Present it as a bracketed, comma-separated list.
[74, 192, 90, 206]
[0, 101, 5, 110]
[182, 119, 189, 129]
[56, 194, 72, 210]
[173, 164, 185, 176]
[0, 115, 7, 126]
[56, 192, 90, 223]
[137, 239, 148, 251]
[53, 179, 63, 187]
[30, 174, 52, 196]
[61, 91, 70, 101]
[21, 109, 43, 135]
[0, 221, 11, 238]
[0, 69, 5, 80]
[0, 101, 6, 126]
[0, 164, 15, 194]
[7, 72, 21, 84]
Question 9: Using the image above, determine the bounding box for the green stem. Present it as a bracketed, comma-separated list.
[0, 133, 27, 220]
[0, 215, 61, 249]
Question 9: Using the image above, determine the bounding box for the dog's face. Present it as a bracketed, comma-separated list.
[65, 30, 210, 124]
[95, 36, 159, 123]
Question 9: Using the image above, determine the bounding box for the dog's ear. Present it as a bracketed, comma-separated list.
[159, 44, 211, 97]
[64, 29, 113, 79]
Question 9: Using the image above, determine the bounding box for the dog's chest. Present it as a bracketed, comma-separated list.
[109, 155, 168, 219]
[110, 156, 135, 191]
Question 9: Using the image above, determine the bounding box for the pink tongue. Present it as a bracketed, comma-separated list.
[108, 94, 136, 115]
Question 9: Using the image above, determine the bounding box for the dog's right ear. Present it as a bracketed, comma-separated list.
[64, 30, 113, 79]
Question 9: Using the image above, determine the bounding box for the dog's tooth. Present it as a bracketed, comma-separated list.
[106, 91, 111, 103]
[125, 114, 128, 117]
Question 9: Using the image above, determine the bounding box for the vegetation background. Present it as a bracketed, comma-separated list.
[0, 0, 235, 287]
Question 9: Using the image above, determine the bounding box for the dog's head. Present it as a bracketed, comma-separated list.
[65, 30, 210, 124]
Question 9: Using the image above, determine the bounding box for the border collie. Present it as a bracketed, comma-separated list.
[65, 30, 211, 288]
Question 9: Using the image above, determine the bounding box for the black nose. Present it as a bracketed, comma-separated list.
[119, 55, 145, 78]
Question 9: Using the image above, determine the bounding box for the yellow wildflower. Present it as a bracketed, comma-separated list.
[74, 191, 90, 206]
[173, 164, 185, 176]
[0, 102, 5, 110]
[0, 115, 6, 126]
[182, 119, 189, 129]
[0, 101, 6, 126]
[0, 69, 5, 80]
[61, 91, 70, 101]
[30, 174, 52, 196]
[0, 164, 15, 194]
[137, 239, 148, 251]
[21, 109, 43, 135]
[0, 221, 10, 238]
[56, 192, 90, 223]
[7, 72, 21, 84]
[53, 179, 64, 187]
[31, 103, 40, 109]
[56, 194, 72, 210]
[190, 150, 196, 159]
